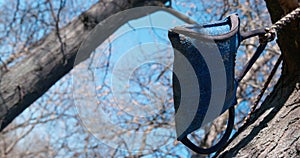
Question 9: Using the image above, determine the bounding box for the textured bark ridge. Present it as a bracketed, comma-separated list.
[217, 76, 300, 157]
[216, 0, 300, 157]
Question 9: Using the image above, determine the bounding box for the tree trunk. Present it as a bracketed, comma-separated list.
[216, 1, 300, 157]
[0, 0, 177, 131]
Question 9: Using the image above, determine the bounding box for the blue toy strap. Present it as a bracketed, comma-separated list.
[181, 106, 235, 154]
[240, 28, 266, 40]
[236, 43, 267, 82]
[237, 28, 273, 82]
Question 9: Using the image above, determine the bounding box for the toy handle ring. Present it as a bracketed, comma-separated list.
[180, 106, 235, 154]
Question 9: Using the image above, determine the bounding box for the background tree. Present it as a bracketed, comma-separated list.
[0, 0, 299, 157]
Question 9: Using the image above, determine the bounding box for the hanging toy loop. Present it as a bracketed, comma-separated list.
[169, 7, 300, 155]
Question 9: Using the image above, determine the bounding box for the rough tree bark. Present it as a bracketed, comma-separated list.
[215, 1, 300, 157]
